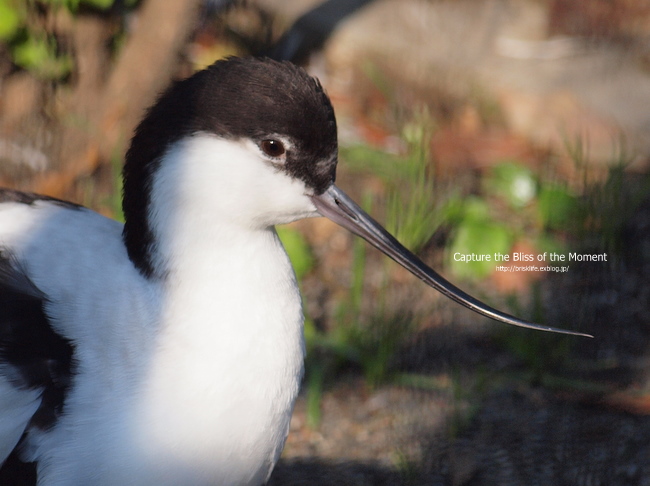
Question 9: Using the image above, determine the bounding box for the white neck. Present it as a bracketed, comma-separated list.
[125, 135, 309, 484]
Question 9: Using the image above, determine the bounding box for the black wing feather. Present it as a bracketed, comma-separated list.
[0, 251, 76, 430]
[0, 250, 77, 483]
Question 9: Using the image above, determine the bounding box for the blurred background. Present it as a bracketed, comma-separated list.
[1, 0, 649, 484]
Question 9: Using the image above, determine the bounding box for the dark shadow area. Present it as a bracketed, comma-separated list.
[268, 459, 406, 486]
[419, 389, 650, 486]
[411, 179, 650, 484]
[541, 178, 650, 385]
[0, 446, 36, 486]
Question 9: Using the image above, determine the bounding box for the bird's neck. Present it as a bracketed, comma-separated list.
[130, 222, 305, 482]
[154, 216, 305, 353]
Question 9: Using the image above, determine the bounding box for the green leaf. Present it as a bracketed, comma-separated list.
[277, 226, 314, 280]
[12, 36, 73, 79]
[484, 162, 537, 208]
[12, 37, 50, 69]
[81, 0, 115, 10]
[537, 185, 579, 230]
[460, 196, 491, 221]
[0, 0, 22, 40]
[42, 0, 116, 12]
[42, 0, 81, 10]
[448, 219, 512, 279]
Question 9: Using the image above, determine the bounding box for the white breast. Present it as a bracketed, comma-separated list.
[0, 198, 305, 485]
[131, 227, 305, 485]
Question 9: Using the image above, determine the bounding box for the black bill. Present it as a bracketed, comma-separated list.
[311, 185, 592, 337]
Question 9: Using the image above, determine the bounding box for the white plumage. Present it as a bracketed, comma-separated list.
[0, 132, 311, 484]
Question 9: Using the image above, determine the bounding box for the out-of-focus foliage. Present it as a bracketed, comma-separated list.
[42, 0, 139, 11]
[448, 196, 513, 279]
[340, 116, 452, 254]
[0, 0, 21, 40]
[12, 35, 74, 79]
[0, 0, 138, 79]
[483, 162, 537, 209]
[537, 184, 580, 231]
[446, 161, 586, 280]
[277, 226, 315, 281]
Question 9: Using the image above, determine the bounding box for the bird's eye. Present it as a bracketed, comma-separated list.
[260, 139, 286, 158]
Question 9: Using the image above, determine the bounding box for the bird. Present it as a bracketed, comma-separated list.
[0, 57, 589, 485]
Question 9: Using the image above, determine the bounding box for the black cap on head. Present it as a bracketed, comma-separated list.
[196, 58, 339, 194]
[122, 57, 338, 277]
